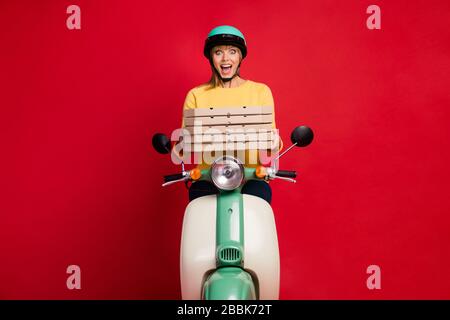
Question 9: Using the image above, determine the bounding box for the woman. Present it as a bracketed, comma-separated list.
[178, 25, 283, 203]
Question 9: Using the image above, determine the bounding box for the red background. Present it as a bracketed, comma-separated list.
[1, 0, 449, 299]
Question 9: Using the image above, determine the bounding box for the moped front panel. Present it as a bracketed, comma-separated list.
[180, 193, 279, 300]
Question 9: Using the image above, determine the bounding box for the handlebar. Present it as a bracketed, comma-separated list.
[163, 173, 186, 183]
[161, 166, 298, 187]
[275, 170, 297, 178]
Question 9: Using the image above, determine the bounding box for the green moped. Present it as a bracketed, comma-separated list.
[152, 125, 313, 299]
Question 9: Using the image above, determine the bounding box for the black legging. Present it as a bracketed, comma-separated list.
[189, 180, 272, 204]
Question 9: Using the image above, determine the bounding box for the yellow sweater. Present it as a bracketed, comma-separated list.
[178, 80, 283, 169]
[182, 80, 275, 125]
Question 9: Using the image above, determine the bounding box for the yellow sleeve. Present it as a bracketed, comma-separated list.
[260, 84, 275, 127]
[181, 89, 196, 128]
[261, 84, 283, 152]
[172, 90, 197, 162]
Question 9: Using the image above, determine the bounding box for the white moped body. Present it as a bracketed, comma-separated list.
[180, 194, 280, 300]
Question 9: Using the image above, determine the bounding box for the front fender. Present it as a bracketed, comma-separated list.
[202, 267, 256, 300]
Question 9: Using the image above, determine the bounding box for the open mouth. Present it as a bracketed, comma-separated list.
[220, 64, 232, 75]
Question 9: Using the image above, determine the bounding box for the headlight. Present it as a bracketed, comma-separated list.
[211, 156, 244, 190]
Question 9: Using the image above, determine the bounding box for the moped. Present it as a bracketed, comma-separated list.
[152, 125, 313, 299]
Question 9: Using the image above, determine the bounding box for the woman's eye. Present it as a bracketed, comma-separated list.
[230, 49, 236, 54]
[215, 50, 222, 55]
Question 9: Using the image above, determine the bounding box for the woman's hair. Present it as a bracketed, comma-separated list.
[207, 46, 243, 89]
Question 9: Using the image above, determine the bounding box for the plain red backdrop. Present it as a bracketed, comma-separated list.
[0, 0, 449, 299]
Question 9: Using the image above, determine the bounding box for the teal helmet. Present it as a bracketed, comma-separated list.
[203, 25, 247, 59]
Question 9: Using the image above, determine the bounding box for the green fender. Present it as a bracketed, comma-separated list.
[202, 267, 256, 300]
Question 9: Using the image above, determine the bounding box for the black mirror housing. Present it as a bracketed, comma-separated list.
[152, 133, 171, 154]
[290, 126, 314, 147]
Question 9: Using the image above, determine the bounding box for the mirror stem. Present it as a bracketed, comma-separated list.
[272, 142, 297, 163]
[271, 142, 297, 172]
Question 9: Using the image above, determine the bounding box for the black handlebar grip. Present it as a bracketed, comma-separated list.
[163, 173, 185, 183]
[276, 170, 297, 178]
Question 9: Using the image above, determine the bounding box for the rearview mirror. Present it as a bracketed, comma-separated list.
[152, 133, 171, 154]
[290, 126, 314, 147]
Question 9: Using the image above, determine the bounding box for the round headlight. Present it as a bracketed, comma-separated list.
[211, 156, 244, 190]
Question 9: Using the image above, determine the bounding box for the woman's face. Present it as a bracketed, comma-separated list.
[211, 45, 242, 78]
